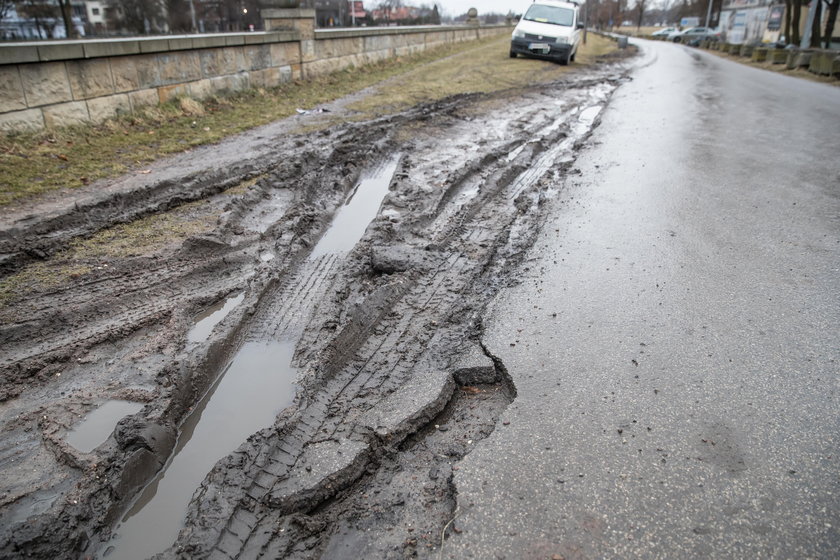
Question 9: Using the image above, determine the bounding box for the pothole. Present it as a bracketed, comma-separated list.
[253, 342, 516, 558]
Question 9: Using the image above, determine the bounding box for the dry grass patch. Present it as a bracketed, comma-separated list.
[348, 33, 618, 117]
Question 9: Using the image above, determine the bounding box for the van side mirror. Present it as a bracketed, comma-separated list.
[576, 22, 585, 29]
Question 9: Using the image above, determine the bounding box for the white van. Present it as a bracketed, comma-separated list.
[510, 0, 583, 65]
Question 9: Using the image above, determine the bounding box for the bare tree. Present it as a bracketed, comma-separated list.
[23, 0, 59, 38]
[56, 0, 77, 37]
[0, 0, 14, 22]
[783, 0, 792, 43]
[825, 0, 838, 48]
[791, 0, 802, 44]
[636, 0, 647, 29]
[106, 0, 166, 34]
[809, 0, 822, 47]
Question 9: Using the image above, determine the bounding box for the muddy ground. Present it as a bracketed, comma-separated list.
[0, 49, 633, 559]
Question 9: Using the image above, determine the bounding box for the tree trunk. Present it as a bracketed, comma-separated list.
[636, 0, 645, 30]
[57, 0, 76, 38]
[792, 0, 801, 44]
[825, 0, 839, 48]
[784, 0, 792, 43]
[810, 0, 822, 47]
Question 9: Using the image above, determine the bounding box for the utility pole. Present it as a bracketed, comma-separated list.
[704, 0, 714, 28]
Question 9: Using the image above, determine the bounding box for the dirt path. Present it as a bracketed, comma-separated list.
[0, 40, 633, 559]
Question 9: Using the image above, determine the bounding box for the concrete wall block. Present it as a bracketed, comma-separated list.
[270, 42, 300, 67]
[84, 40, 141, 58]
[250, 67, 281, 89]
[0, 108, 45, 133]
[139, 38, 171, 54]
[199, 48, 244, 77]
[315, 37, 364, 59]
[128, 88, 159, 111]
[0, 67, 27, 113]
[209, 73, 249, 94]
[278, 65, 293, 83]
[19, 62, 73, 107]
[191, 35, 228, 49]
[158, 51, 202, 85]
[87, 93, 130, 124]
[158, 83, 190, 104]
[168, 37, 194, 51]
[43, 100, 89, 129]
[111, 55, 161, 92]
[189, 78, 215, 99]
[244, 44, 272, 71]
[300, 39, 316, 62]
[364, 35, 393, 53]
[66, 59, 115, 100]
[0, 46, 39, 65]
[37, 43, 85, 62]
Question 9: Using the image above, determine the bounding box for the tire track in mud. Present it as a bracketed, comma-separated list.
[160, 77, 622, 560]
[0, 65, 629, 560]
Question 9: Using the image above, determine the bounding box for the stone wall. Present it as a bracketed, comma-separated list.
[0, 23, 510, 133]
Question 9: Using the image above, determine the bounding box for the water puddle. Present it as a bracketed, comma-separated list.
[260, 252, 275, 262]
[186, 293, 244, 344]
[309, 156, 400, 258]
[65, 400, 143, 454]
[101, 341, 298, 560]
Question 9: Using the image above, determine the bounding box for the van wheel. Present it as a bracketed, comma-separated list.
[509, 50, 517, 58]
[561, 50, 571, 65]
[570, 49, 576, 62]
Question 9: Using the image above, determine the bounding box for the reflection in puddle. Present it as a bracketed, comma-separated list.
[187, 293, 244, 344]
[103, 341, 298, 560]
[309, 156, 400, 258]
[65, 400, 143, 454]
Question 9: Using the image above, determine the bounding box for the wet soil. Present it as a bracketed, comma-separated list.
[0, 56, 631, 560]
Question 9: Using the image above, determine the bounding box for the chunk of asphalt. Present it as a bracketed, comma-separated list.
[265, 439, 369, 513]
[360, 370, 456, 444]
[452, 342, 497, 386]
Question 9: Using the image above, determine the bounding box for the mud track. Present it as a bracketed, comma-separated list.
[0, 62, 628, 559]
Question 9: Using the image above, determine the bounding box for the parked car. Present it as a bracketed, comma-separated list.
[670, 27, 718, 43]
[652, 27, 678, 37]
[509, 0, 584, 65]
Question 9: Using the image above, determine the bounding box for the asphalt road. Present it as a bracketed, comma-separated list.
[448, 40, 840, 559]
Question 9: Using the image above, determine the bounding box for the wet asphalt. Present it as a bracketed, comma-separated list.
[450, 40, 840, 558]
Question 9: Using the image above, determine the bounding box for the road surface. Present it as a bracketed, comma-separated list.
[451, 39, 840, 559]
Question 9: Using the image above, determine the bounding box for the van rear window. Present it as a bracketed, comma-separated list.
[523, 5, 574, 26]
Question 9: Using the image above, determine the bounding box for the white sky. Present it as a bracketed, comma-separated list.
[434, 1, 536, 17]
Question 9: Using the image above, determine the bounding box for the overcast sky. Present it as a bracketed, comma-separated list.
[435, 1, 536, 17]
